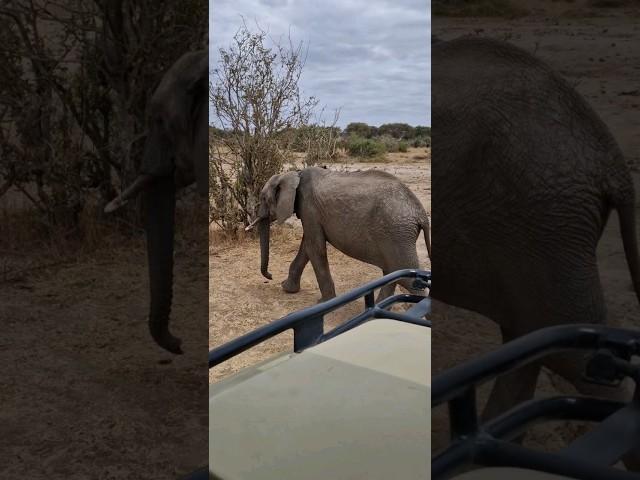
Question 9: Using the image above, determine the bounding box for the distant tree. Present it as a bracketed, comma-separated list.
[378, 123, 415, 139]
[414, 126, 431, 138]
[344, 122, 374, 138]
[209, 126, 228, 139]
[346, 136, 386, 158]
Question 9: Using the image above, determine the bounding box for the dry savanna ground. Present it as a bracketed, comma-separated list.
[1, 192, 208, 479]
[432, 0, 640, 456]
[209, 148, 431, 383]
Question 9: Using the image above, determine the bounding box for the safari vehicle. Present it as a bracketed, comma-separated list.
[207, 269, 431, 480]
[433, 323, 640, 480]
[198, 268, 640, 480]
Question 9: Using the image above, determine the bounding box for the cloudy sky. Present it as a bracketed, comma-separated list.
[209, 0, 431, 128]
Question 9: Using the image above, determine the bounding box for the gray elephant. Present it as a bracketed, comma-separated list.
[431, 37, 640, 465]
[105, 50, 208, 354]
[247, 167, 431, 301]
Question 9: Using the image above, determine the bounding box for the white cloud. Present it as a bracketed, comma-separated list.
[209, 0, 431, 127]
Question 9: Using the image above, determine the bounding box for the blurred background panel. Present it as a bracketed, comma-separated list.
[0, 1, 209, 478]
[431, 0, 640, 475]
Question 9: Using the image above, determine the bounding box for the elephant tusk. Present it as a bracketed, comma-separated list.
[104, 174, 154, 214]
[245, 216, 264, 231]
[104, 196, 128, 213]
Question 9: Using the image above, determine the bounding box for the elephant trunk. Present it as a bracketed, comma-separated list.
[145, 175, 183, 354]
[259, 217, 273, 280]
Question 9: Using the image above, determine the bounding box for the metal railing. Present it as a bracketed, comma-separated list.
[209, 269, 431, 368]
[432, 324, 640, 480]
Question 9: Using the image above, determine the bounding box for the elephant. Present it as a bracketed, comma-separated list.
[104, 50, 208, 354]
[431, 37, 640, 466]
[247, 167, 431, 302]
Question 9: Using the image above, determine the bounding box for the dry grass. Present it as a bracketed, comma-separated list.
[304, 146, 430, 165]
[1, 204, 141, 286]
[1, 187, 209, 477]
[433, 0, 639, 18]
[1, 186, 205, 283]
[433, 0, 528, 18]
[588, 0, 633, 7]
[212, 144, 430, 166]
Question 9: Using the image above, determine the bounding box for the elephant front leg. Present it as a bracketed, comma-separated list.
[282, 236, 309, 293]
[306, 237, 336, 302]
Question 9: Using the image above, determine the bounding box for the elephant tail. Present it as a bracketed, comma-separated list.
[617, 202, 640, 304]
[421, 214, 432, 261]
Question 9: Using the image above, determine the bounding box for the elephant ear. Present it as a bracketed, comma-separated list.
[275, 172, 300, 224]
[185, 53, 209, 196]
[185, 50, 208, 95]
[186, 51, 209, 126]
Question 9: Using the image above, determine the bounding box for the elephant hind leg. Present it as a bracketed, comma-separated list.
[482, 327, 543, 439]
[375, 245, 423, 304]
[482, 362, 542, 425]
[382, 247, 424, 296]
[376, 270, 396, 303]
[544, 352, 640, 471]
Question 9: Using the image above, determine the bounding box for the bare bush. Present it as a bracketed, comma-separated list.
[0, 0, 205, 233]
[302, 110, 342, 166]
[209, 23, 317, 233]
[208, 137, 242, 235]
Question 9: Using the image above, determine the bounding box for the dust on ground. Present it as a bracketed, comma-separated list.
[209, 148, 431, 383]
[432, 2, 640, 454]
[0, 202, 209, 479]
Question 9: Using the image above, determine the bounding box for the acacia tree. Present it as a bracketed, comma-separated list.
[209, 24, 318, 231]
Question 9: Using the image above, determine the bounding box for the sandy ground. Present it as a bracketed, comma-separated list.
[209, 149, 431, 383]
[0, 204, 209, 479]
[432, 3, 640, 455]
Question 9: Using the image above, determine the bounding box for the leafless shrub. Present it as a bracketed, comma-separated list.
[0, 0, 206, 235]
[209, 23, 317, 234]
[302, 109, 342, 166]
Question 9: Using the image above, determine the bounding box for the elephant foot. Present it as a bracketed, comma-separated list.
[281, 278, 301, 293]
[149, 323, 183, 355]
[317, 293, 336, 304]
